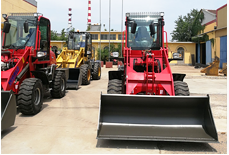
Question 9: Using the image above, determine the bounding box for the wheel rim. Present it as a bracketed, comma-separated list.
[34, 88, 41, 106]
[87, 69, 91, 81]
[98, 67, 101, 77]
[61, 79, 65, 92]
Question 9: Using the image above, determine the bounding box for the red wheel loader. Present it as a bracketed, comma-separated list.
[97, 12, 218, 143]
[1, 13, 69, 130]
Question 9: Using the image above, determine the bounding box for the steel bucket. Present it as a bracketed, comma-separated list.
[1, 90, 16, 131]
[67, 68, 81, 89]
[97, 94, 218, 143]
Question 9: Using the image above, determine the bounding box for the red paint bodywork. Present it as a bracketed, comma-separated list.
[123, 17, 175, 96]
[1, 15, 56, 94]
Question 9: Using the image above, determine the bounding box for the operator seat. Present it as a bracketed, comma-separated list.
[135, 27, 151, 41]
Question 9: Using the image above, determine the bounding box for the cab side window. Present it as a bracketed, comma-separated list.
[39, 18, 50, 53]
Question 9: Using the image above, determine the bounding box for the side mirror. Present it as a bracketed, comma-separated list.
[3, 22, 11, 33]
[24, 21, 29, 33]
[149, 23, 155, 35]
[131, 21, 137, 34]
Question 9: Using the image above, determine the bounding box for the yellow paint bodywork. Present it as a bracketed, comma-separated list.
[56, 47, 93, 68]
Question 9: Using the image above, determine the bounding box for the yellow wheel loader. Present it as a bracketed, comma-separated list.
[56, 32, 101, 88]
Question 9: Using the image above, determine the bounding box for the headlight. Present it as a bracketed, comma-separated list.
[37, 52, 45, 57]
[160, 12, 164, 17]
[1, 61, 7, 67]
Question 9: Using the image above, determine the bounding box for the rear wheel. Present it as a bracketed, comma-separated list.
[81, 64, 91, 85]
[17, 78, 43, 115]
[174, 81, 190, 96]
[107, 79, 122, 94]
[51, 71, 66, 98]
[92, 63, 101, 80]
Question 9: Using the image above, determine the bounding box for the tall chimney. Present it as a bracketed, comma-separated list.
[87, 0, 91, 26]
[68, 8, 72, 29]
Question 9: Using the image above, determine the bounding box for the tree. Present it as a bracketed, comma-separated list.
[51, 30, 58, 40]
[60, 28, 67, 41]
[86, 25, 91, 31]
[111, 29, 114, 31]
[70, 27, 75, 33]
[171, 9, 205, 42]
[96, 48, 109, 62]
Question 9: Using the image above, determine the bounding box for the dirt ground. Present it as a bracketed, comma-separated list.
[1, 65, 227, 154]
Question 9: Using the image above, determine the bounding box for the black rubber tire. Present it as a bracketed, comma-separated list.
[92, 63, 101, 80]
[17, 78, 43, 115]
[51, 71, 66, 98]
[107, 79, 122, 94]
[81, 64, 91, 85]
[174, 81, 190, 96]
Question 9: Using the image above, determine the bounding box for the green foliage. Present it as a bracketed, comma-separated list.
[60, 28, 67, 41]
[86, 26, 91, 31]
[110, 43, 124, 57]
[191, 34, 209, 42]
[104, 29, 107, 31]
[210, 38, 215, 47]
[70, 28, 75, 33]
[96, 43, 125, 62]
[51, 30, 58, 40]
[172, 9, 205, 42]
[51, 28, 68, 41]
[111, 29, 114, 31]
[96, 48, 109, 62]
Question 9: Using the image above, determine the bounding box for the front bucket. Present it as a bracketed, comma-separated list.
[67, 68, 82, 89]
[1, 90, 16, 131]
[97, 94, 218, 143]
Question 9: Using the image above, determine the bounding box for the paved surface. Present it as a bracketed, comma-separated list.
[1, 65, 227, 154]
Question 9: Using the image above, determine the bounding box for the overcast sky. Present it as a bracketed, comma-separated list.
[37, 0, 227, 41]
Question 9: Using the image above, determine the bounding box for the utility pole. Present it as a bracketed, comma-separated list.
[99, 0, 101, 61]
[120, 0, 123, 57]
[108, 0, 111, 61]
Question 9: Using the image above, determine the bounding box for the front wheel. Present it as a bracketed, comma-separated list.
[17, 78, 43, 115]
[107, 79, 122, 94]
[51, 71, 66, 98]
[81, 64, 91, 85]
[174, 81, 190, 96]
[92, 63, 101, 80]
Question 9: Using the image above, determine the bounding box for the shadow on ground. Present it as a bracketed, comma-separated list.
[18, 104, 49, 117]
[1, 127, 17, 139]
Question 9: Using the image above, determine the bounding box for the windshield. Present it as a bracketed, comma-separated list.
[68, 33, 86, 50]
[3, 16, 37, 49]
[127, 13, 162, 50]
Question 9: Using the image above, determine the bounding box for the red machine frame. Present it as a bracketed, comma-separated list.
[1, 15, 56, 94]
[122, 16, 175, 96]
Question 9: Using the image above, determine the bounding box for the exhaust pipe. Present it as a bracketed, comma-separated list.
[97, 94, 218, 143]
[1, 90, 16, 131]
[66, 68, 82, 89]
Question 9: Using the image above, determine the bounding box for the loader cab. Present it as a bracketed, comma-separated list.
[126, 12, 163, 50]
[1, 13, 51, 61]
[2, 13, 38, 49]
[67, 32, 93, 58]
